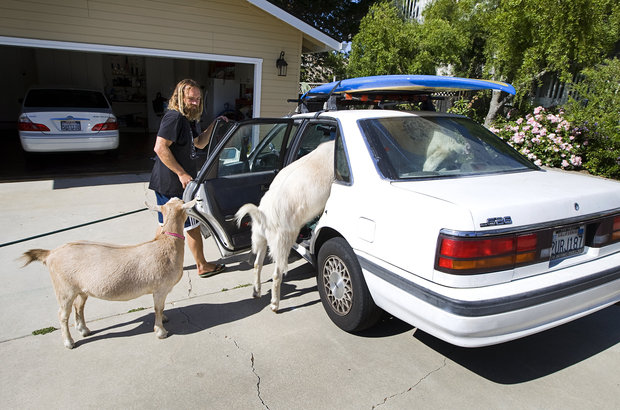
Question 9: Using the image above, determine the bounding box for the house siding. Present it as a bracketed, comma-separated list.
[0, 0, 303, 117]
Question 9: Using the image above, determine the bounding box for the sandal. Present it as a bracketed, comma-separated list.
[198, 264, 226, 278]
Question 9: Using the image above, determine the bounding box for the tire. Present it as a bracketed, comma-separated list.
[317, 237, 382, 332]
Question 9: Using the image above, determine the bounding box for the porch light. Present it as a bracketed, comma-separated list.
[276, 51, 288, 76]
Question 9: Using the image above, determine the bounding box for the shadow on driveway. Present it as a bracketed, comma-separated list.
[72, 263, 320, 348]
[414, 303, 620, 384]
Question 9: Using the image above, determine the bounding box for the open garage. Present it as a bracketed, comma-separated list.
[0, 0, 340, 181]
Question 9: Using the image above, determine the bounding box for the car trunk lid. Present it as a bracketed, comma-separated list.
[391, 169, 620, 231]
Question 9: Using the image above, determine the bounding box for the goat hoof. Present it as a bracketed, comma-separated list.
[155, 328, 168, 339]
[64, 339, 75, 349]
[252, 290, 261, 298]
[270, 303, 279, 312]
[76, 324, 91, 337]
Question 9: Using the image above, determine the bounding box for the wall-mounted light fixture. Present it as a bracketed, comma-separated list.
[276, 51, 288, 77]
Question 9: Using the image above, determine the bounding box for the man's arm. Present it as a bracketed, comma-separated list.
[194, 116, 229, 149]
[153, 136, 193, 188]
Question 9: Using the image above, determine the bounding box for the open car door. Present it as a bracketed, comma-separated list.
[184, 118, 297, 256]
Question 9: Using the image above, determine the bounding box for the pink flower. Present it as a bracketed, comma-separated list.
[546, 114, 559, 123]
[534, 106, 544, 115]
[512, 132, 525, 144]
[562, 159, 570, 168]
[570, 155, 582, 166]
[516, 118, 524, 125]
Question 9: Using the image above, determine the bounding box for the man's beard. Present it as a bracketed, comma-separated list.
[185, 105, 201, 119]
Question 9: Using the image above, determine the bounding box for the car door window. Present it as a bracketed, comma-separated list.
[292, 122, 339, 160]
[216, 121, 297, 176]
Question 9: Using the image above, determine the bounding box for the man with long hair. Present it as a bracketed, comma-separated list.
[149, 79, 225, 277]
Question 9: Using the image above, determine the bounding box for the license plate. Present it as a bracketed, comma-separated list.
[61, 120, 81, 131]
[550, 225, 585, 261]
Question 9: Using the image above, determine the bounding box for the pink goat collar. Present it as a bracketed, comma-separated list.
[164, 231, 185, 240]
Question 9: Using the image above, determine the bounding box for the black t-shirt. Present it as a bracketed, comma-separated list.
[149, 109, 200, 197]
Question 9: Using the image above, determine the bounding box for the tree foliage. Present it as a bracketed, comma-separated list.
[565, 58, 620, 179]
[347, 0, 620, 124]
[267, 0, 375, 42]
[420, 0, 489, 78]
[347, 2, 466, 77]
[347, 3, 418, 76]
[485, 0, 620, 103]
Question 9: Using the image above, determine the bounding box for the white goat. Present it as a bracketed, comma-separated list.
[21, 197, 196, 349]
[235, 140, 335, 312]
[423, 129, 468, 171]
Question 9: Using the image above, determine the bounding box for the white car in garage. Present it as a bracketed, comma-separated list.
[184, 75, 620, 347]
[18, 87, 119, 152]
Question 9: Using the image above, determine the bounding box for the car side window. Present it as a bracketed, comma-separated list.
[216, 121, 296, 176]
[335, 134, 351, 183]
[293, 122, 338, 160]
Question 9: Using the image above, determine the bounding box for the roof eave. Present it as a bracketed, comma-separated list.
[245, 0, 342, 53]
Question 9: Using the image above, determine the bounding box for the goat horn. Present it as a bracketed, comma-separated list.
[182, 198, 198, 209]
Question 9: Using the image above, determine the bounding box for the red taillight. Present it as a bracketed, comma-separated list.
[593, 215, 620, 246]
[437, 233, 538, 274]
[613, 216, 620, 241]
[18, 116, 50, 132]
[92, 117, 118, 132]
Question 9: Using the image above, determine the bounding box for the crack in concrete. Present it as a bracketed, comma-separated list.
[250, 352, 268, 409]
[372, 357, 447, 409]
[225, 337, 268, 409]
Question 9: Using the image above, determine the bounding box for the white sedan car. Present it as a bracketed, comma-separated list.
[18, 87, 119, 152]
[185, 76, 620, 347]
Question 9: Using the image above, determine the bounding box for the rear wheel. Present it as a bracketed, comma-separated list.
[317, 237, 382, 332]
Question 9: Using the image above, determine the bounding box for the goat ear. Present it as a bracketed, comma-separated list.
[182, 198, 198, 209]
[145, 201, 161, 212]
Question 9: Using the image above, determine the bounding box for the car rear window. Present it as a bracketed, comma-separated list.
[359, 115, 538, 179]
[24, 89, 110, 109]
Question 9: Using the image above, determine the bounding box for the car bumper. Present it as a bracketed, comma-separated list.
[19, 131, 119, 152]
[358, 251, 620, 347]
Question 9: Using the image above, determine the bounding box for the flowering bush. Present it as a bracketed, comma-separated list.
[490, 106, 584, 170]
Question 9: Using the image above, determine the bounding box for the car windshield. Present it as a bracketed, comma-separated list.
[359, 115, 537, 179]
[24, 89, 110, 109]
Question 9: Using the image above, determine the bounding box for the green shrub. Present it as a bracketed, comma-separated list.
[565, 58, 620, 179]
[447, 91, 490, 124]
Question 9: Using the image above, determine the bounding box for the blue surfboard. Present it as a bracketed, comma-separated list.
[302, 75, 516, 99]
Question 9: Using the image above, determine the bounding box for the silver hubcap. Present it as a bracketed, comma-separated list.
[322, 255, 352, 315]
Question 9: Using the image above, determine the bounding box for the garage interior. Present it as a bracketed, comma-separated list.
[0, 44, 256, 181]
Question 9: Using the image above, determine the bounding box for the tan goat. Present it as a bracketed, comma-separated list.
[21, 197, 196, 349]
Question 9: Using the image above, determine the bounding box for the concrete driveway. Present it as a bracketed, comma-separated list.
[1, 174, 618, 409]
